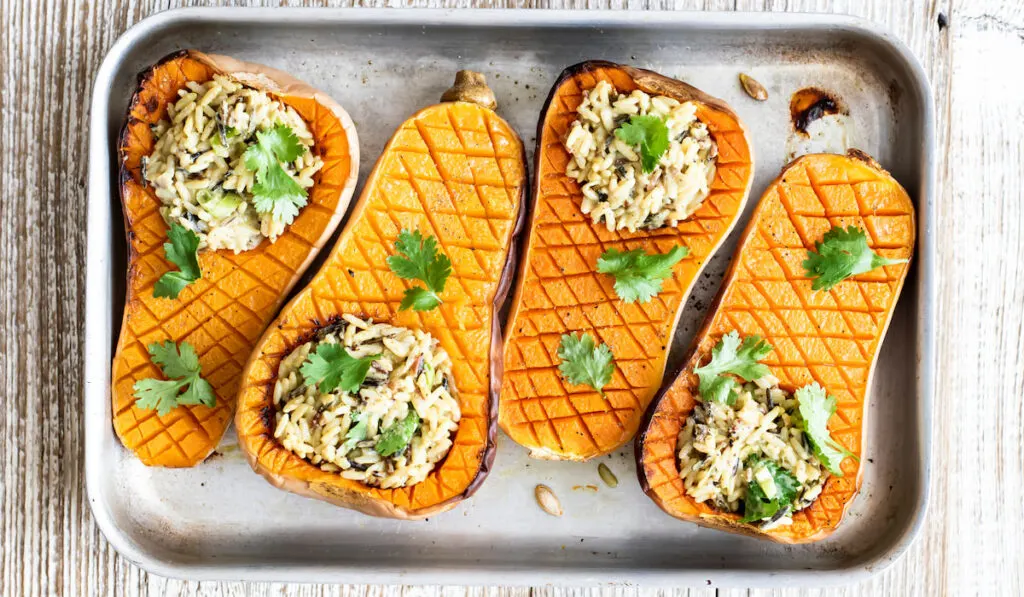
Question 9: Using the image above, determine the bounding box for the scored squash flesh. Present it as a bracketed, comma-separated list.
[235, 72, 527, 519]
[112, 50, 359, 467]
[636, 150, 916, 543]
[499, 61, 755, 461]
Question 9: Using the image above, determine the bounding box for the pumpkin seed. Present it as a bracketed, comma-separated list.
[534, 484, 563, 517]
[597, 462, 619, 488]
[739, 73, 769, 101]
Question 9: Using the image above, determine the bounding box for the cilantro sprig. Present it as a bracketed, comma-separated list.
[596, 245, 688, 303]
[614, 115, 670, 173]
[741, 456, 801, 523]
[557, 333, 615, 396]
[153, 223, 201, 299]
[243, 124, 308, 224]
[300, 343, 381, 394]
[795, 382, 859, 475]
[386, 229, 452, 311]
[132, 340, 215, 416]
[693, 331, 773, 404]
[803, 225, 908, 291]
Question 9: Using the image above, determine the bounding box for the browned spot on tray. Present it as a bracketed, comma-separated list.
[790, 87, 845, 134]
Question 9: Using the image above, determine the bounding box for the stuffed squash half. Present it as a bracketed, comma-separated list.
[112, 50, 359, 467]
[234, 72, 527, 519]
[499, 61, 755, 461]
[636, 150, 915, 542]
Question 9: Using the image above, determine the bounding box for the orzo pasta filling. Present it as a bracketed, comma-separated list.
[678, 377, 828, 528]
[143, 74, 323, 253]
[273, 315, 460, 489]
[564, 80, 718, 232]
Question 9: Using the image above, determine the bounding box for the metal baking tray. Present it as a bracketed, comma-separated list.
[85, 7, 935, 587]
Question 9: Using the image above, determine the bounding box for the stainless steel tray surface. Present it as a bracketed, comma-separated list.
[85, 8, 935, 587]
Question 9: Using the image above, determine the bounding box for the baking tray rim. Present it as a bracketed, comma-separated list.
[84, 6, 935, 587]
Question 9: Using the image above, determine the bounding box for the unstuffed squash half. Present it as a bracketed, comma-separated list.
[235, 72, 527, 519]
[636, 150, 915, 543]
[499, 61, 755, 461]
[112, 50, 359, 467]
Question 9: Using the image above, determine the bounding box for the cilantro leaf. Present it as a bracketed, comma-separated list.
[149, 339, 200, 379]
[153, 223, 201, 300]
[795, 382, 859, 475]
[177, 376, 215, 408]
[132, 378, 187, 417]
[614, 114, 670, 173]
[386, 229, 452, 312]
[596, 245, 688, 303]
[399, 286, 443, 312]
[243, 140, 274, 174]
[250, 162, 306, 223]
[697, 374, 740, 408]
[300, 343, 381, 394]
[557, 333, 615, 396]
[257, 124, 305, 163]
[244, 124, 306, 169]
[163, 224, 201, 279]
[132, 340, 216, 416]
[388, 229, 450, 288]
[375, 409, 420, 457]
[803, 225, 908, 291]
[741, 457, 801, 523]
[153, 272, 195, 301]
[693, 331, 773, 404]
[243, 124, 309, 225]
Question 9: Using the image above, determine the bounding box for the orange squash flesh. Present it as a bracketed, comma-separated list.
[112, 50, 359, 467]
[499, 61, 755, 461]
[636, 151, 916, 543]
[234, 76, 527, 519]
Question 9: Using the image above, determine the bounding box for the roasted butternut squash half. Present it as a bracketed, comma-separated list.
[235, 72, 527, 519]
[636, 150, 915, 542]
[499, 61, 755, 460]
[111, 50, 359, 467]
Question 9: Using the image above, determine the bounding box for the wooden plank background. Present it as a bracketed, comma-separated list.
[1, 0, 1021, 594]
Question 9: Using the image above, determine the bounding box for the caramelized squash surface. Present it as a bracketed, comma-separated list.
[499, 61, 755, 460]
[637, 151, 916, 542]
[112, 50, 358, 467]
[235, 78, 527, 518]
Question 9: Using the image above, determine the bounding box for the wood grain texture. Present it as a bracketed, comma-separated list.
[1, 0, 1020, 595]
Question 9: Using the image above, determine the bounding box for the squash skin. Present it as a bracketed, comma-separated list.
[636, 150, 916, 543]
[234, 95, 528, 519]
[111, 50, 359, 467]
[499, 61, 755, 461]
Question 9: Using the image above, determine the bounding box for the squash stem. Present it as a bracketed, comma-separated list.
[440, 70, 497, 110]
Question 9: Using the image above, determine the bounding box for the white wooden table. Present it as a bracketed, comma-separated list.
[2, 0, 1021, 594]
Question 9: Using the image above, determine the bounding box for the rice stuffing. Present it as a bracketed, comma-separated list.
[677, 376, 828, 529]
[273, 315, 460, 489]
[143, 74, 323, 253]
[564, 80, 718, 232]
